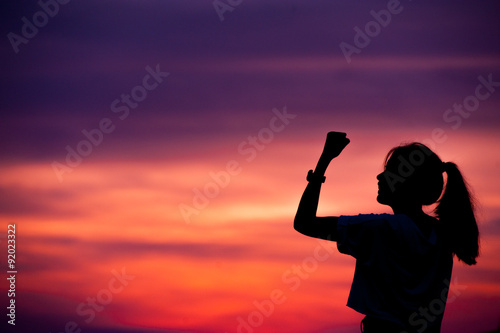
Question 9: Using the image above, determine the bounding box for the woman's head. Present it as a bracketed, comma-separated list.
[378, 142, 479, 265]
[377, 142, 444, 207]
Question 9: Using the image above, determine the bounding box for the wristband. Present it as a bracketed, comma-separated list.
[306, 170, 326, 183]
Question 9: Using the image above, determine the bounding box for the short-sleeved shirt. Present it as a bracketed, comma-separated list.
[337, 214, 453, 332]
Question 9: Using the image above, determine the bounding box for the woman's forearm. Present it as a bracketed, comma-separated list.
[293, 132, 349, 240]
[294, 154, 332, 229]
[294, 181, 322, 227]
[314, 154, 332, 176]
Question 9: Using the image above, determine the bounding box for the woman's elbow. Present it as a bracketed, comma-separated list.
[293, 216, 308, 234]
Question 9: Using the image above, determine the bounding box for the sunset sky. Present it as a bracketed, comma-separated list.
[1, 1, 500, 332]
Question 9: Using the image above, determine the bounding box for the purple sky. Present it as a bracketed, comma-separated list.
[1, 0, 499, 164]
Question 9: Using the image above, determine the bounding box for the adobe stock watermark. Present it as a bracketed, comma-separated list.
[339, 0, 404, 64]
[178, 106, 296, 224]
[420, 72, 499, 152]
[51, 64, 169, 182]
[232, 237, 336, 333]
[404, 277, 467, 333]
[441, 73, 499, 131]
[213, 0, 243, 22]
[50, 267, 135, 333]
[384, 73, 499, 192]
[7, 0, 71, 54]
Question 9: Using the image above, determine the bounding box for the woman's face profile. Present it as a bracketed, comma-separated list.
[376, 154, 404, 206]
[376, 169, 393, 205]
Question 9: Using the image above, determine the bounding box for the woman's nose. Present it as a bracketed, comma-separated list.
[377, 172, 383, 181]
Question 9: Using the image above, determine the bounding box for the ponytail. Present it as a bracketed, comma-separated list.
[435, 162, 479, 265]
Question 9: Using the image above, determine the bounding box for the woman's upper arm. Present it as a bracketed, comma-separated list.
[294, 216, 338, 241]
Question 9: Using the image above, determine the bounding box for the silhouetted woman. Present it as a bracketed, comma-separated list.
[294, 132, 479, 333]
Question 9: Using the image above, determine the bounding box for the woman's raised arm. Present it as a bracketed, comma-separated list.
[293, 132, 350, 241]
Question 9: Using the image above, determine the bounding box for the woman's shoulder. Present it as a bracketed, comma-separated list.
[339, 213, 426, 236]
[339, 213, 410, 224]
[339, 213, 410, 233]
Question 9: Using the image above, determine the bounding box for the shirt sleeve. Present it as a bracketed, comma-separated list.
[337, 214, 391, 259]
